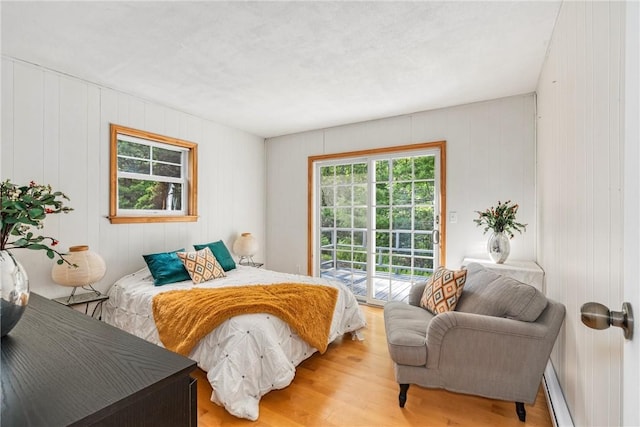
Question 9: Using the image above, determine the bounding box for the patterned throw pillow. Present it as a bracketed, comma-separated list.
[420, 266, 467, 315]
[177, 247, 226, 284]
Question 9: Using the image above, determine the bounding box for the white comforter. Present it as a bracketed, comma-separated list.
[102, 265, 366, 420]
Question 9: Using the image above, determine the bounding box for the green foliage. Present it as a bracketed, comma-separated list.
[1, 179, 74, 264]
[474, 200, 527, 239]
[118, 179, 182, 210]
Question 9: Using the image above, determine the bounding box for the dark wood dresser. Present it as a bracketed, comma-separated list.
[1, 293, 197, 426]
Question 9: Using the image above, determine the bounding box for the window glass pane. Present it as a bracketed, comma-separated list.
[336, 230, 352, 248]
[413, 257, 433, 275]
[152, 146, 182, 164]
[320, 230, 334, 247]
[335, 165, 351, 184]
[335, 208, 351, 228]
[414, 156, 435, 180]
[414, 181, 434, 205]
[320, 208, 334, 227]
[320, 187, 334, 207]
[337, 251, 352, 263]
[118, 178, 182, 210]
[353, 207, 367, 229]
[375, 208, 390, 229]
[414, 233, 433, 251]
[118, 157, 149, 174]
[336, 186, 352, 206]
[395, 232, 412, 249]
[392, 158, 412, 181]
[353, 252, 367, 265]
[375, 160, 390, 181]
[320, 166, 335, 185]
[353, 185, 367, 205]
[415, 206, 434, 230]
[392, 207, 412, 230]
[320, 250, 334, 269]
[353, 231, 366, 247]
[391, 255, 412, 273]
[151, 162, 181, 178]
[375, 183, 390, 205]
[376, 231, 390, 248]
[392, 182, 412, 205]
[118, 140, 149, 159]
[353, 163, 368, 183]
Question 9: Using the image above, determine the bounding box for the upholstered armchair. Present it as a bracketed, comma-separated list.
[383, 262, 565, 422]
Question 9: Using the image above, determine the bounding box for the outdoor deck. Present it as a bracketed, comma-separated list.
[321, 268, 426, 303]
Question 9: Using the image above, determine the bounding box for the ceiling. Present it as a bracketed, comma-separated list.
[1, 1, 561, 138]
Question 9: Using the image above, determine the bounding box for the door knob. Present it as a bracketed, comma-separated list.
[580, 302, 633, 340]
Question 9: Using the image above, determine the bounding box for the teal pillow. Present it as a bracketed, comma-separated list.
[193, 240, 236, 271]
[142, 249, 191, 286]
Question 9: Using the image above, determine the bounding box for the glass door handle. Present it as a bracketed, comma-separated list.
[432, 230, 440, 245]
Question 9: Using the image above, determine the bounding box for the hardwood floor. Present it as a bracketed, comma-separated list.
[194, 305, 553, 427]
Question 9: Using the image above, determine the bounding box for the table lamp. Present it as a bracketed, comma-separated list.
[233, 232, 258, 266]
[52, 245, 106, 302]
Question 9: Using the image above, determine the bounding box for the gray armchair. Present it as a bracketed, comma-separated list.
[383, 262, 565, 422]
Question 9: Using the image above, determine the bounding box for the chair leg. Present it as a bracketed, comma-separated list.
[399, 384, 410, 408]
[515, 402, 526, 422]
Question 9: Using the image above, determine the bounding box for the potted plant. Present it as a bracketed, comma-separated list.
[1, 179, 73, 336]
[474, 200, 527, 264]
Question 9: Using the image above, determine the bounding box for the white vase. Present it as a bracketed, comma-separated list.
[487, 231, 510, 264]
[1, 250, 30, 337]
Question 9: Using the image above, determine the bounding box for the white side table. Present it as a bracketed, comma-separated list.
[461, 256, 545, 293]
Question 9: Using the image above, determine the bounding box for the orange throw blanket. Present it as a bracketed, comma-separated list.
[152, 283, 339, 356]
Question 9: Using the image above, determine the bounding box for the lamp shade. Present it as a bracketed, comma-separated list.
[51, 245, 106, 287]
[232, 233, 258, 257]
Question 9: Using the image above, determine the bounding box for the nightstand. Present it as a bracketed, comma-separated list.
[52, 292, 109, 318]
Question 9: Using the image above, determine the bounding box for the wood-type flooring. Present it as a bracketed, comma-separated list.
[194, 304, 553, 427]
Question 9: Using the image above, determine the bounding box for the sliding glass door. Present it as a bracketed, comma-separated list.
[313, 144, 443, 305]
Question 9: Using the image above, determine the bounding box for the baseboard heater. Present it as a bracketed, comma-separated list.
[543, 360, 574, 427]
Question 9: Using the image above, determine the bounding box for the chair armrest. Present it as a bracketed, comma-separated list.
[425, 311, 552, 391]
[408, 282, 427, 306]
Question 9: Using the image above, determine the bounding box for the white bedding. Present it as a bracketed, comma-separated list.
[102, 265, 366, 420]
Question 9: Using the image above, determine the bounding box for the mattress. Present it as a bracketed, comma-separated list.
[102, 265, 366, 420]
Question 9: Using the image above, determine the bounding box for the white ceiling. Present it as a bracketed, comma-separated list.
[1, 1, 561, 138]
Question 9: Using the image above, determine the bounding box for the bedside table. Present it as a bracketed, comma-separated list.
[52, 291, 109, 318]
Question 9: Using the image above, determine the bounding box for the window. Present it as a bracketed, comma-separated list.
[309, 141, 445, 304]
[109, 124, 198, 224]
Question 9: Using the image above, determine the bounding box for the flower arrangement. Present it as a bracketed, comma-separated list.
[1, 179, 73, 264]
[474, 200, 527, 239]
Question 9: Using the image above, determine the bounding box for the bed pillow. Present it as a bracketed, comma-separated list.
[177, 247, 226, 284]
[193, 240, 236, 271]
[419, 266, 467, 315]
[142, 249, 191, 286]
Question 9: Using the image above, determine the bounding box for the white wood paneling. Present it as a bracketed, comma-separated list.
[266, 94, 537, 275]
[536, 2, 625, 426]
[1, 58, 265, 299]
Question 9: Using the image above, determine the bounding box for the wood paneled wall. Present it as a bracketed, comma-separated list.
[536, 2, 625, 425]
[265, 94, 537, 275]
[1, 58, 266, 299]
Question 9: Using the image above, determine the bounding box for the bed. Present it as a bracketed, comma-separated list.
[102, 264, 367, 421]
